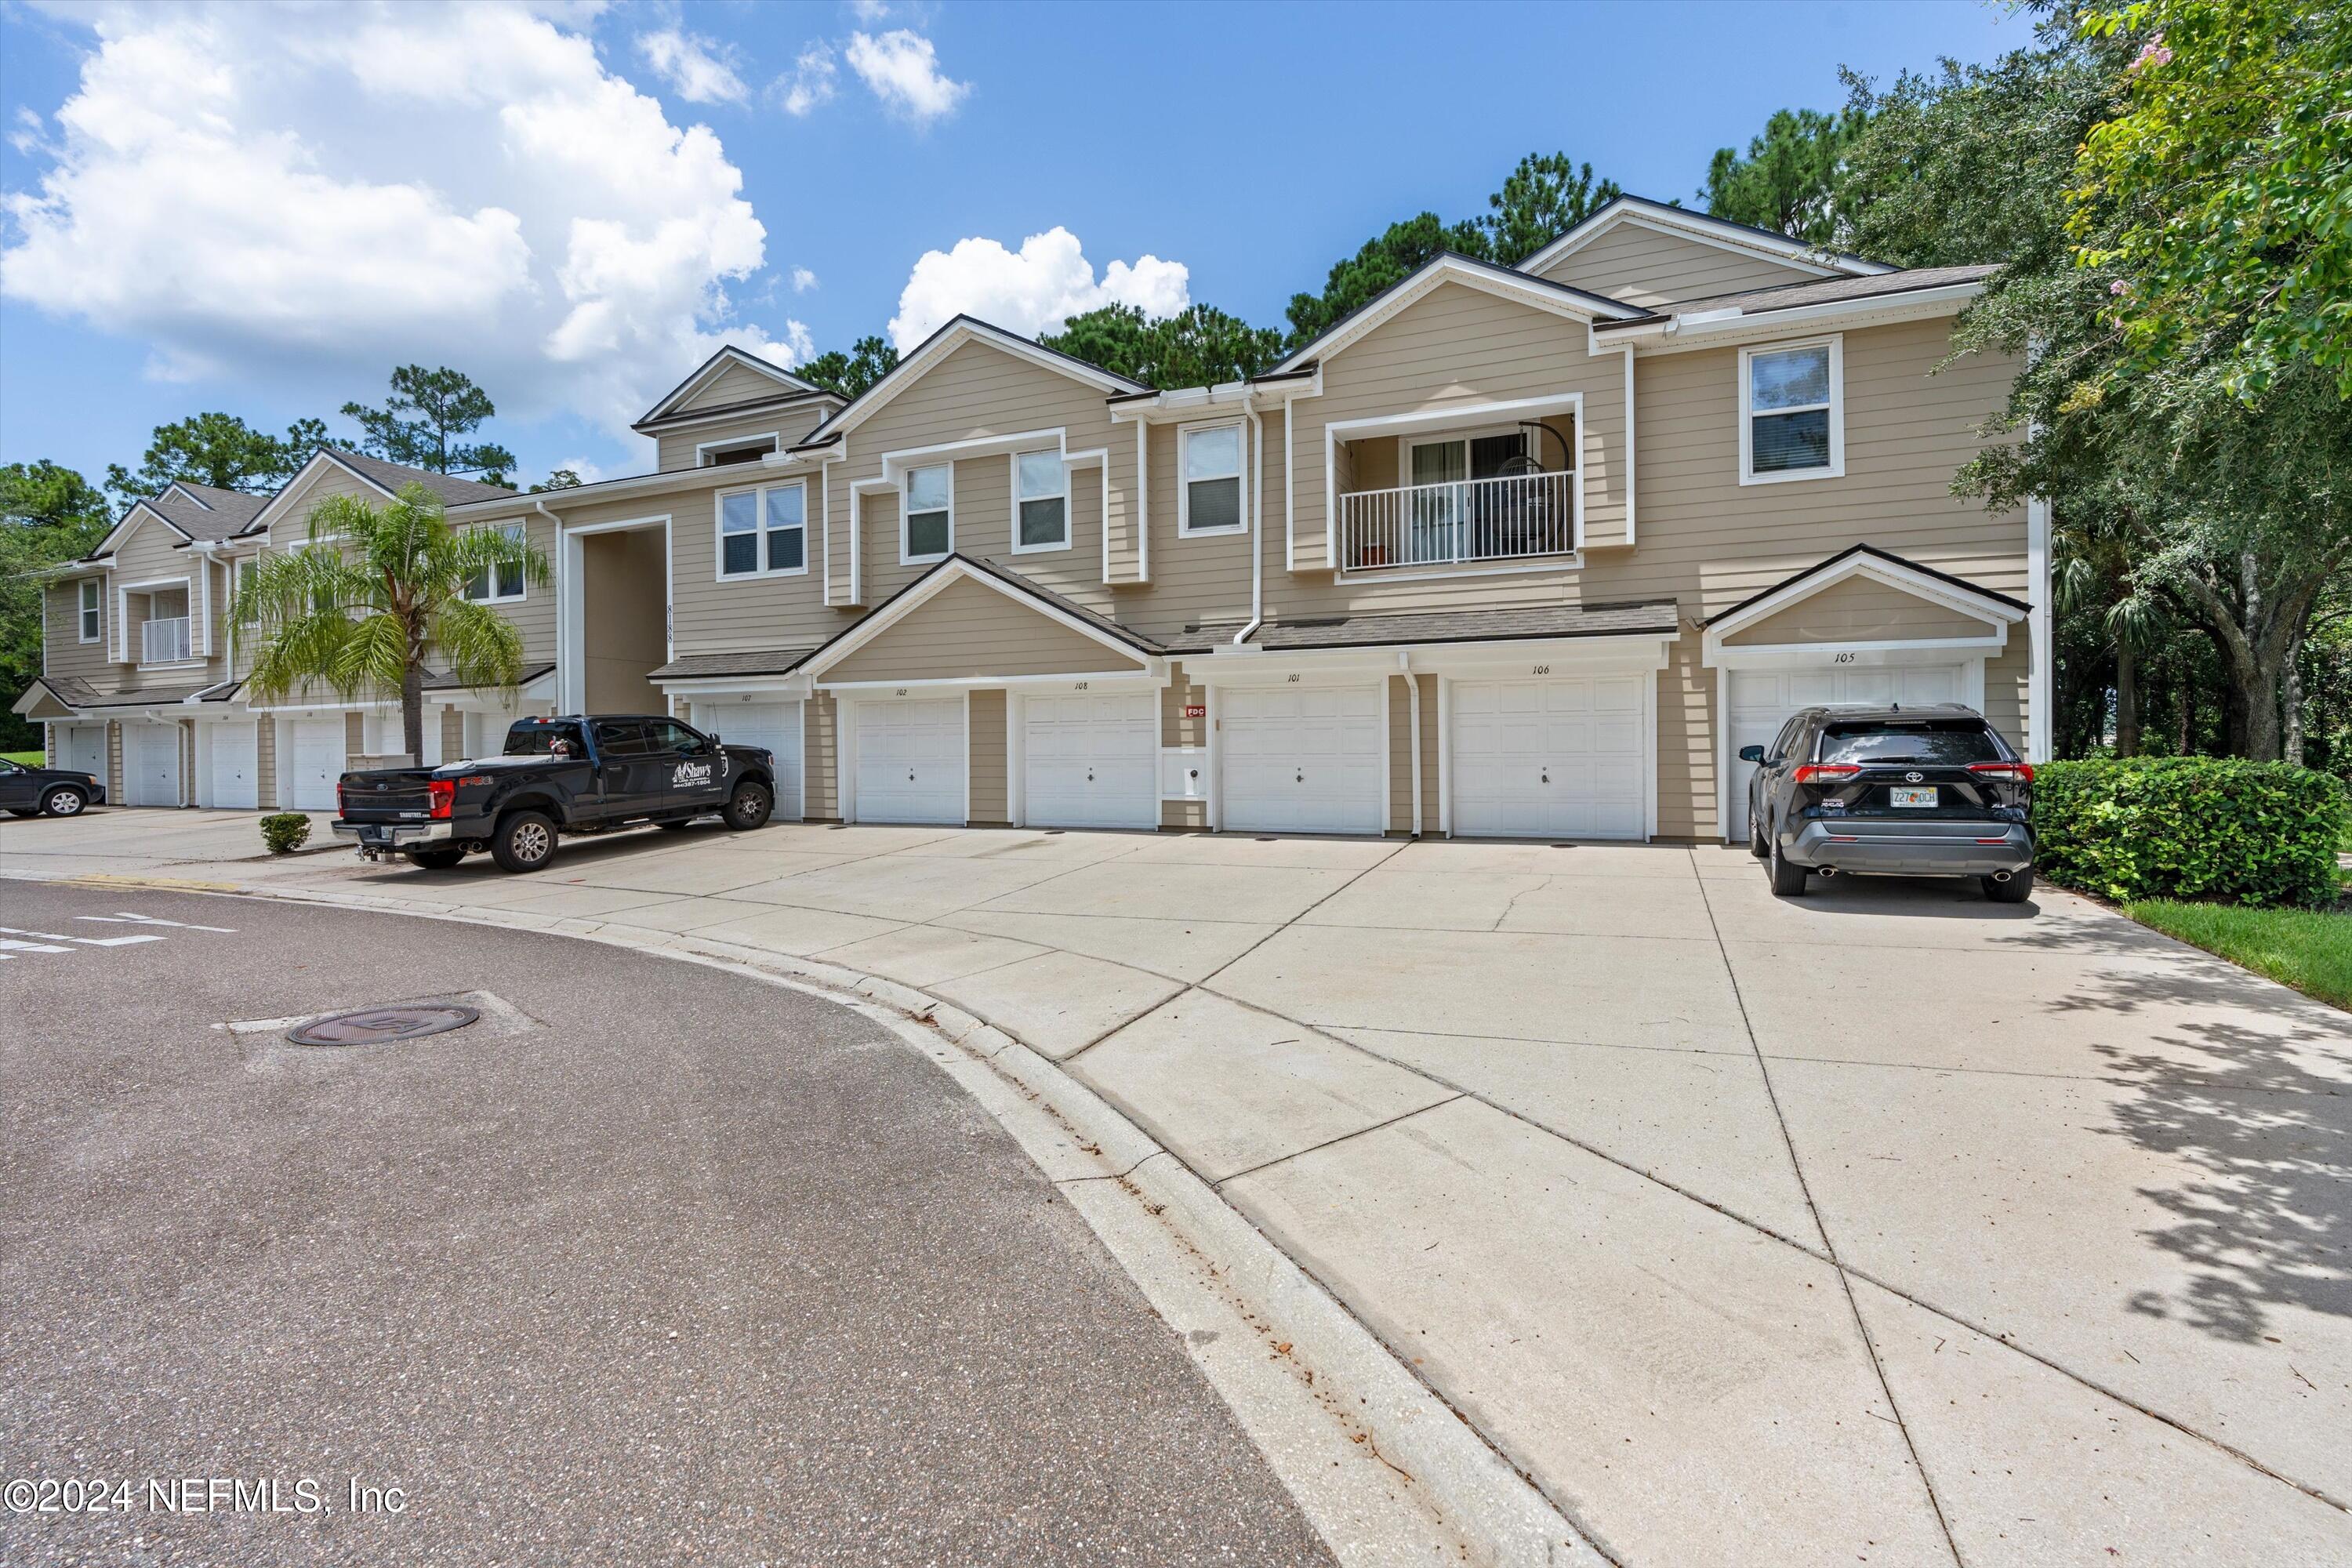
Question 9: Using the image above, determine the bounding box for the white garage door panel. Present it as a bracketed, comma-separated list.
[1727, 664, 1964, 838]
[208, 722, 259, 810]
[124, 722, 182, 808]
[286, 718, 346, 811]
[60, 724, 104, 779]
[1450, 676, 1647, 840]
[855, 698, 964, 825]
[1023, 692, 1156, 830]
[695, 700, 804, 819]
[1221, 684, 1385, 835]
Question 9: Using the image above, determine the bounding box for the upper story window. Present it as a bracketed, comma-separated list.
[718, 482, 808, 579]
[903, 463, 953, 563]
[1179, 423, 1244, 535]
[78, 579, 100, 642]
[461, 524, 527, 603]
[1013, 450, 1068, 553]
[1740, 337, 1843, 484]
[699, 434, 779, 467]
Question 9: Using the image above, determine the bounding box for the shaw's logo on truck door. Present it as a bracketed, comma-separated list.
[673, 760, 715, 787]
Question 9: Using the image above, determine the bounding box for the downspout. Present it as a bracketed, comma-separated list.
[1403, 651, 1421, 836]
[1236, 394, 1264, 645]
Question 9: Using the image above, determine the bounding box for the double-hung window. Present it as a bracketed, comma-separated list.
[903, 464, 952, 561]
[719, 483, 808, 578]
[1179, 423, 1244, 535]
[1013, 450, 1068, 552]
[78, 579, 100, 642]
[463, 524, 528, 602]
[1740, 337, 1842, 483]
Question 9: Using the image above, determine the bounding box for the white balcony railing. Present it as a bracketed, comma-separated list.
[1338, 469, 1577, 572]
[141, 615, 192, 664]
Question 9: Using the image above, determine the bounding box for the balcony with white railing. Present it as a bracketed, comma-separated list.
[1338, 468, 1577, 573]
[141, 615, 192, 665]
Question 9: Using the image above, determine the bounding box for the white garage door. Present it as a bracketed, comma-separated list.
[1022, 691, 1156, 830]
[208, 721, 260, 809]
[285, 717, 347, 811]
[59, 724, 104, 779]
[1221, 684, 1385, 835]
[853, 697, 964, 825]
[1726, 664, 1965, 839]
[693, 700, 804, 819]
[123, 721, 182, 808]
[1451, 675, 1648, 840]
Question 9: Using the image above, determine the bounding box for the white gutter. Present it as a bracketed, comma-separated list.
[1236, 394, 1263, 646]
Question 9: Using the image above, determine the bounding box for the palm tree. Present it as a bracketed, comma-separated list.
[235, 483, 550, 763]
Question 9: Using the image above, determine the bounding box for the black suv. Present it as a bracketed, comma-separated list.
[0, 755, 104, 818]
[1741, 704, 2034, 902]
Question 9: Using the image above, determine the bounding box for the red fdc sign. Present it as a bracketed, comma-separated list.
[1182, 704, 1207, 719]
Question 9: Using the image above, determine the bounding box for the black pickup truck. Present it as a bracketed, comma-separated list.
[331, 714, 778, 873]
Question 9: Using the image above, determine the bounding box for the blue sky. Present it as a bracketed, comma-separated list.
[0, 0, 2032, 495]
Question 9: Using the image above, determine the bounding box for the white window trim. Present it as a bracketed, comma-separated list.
[1177, 421, 1247, 537]
[1009, 448, 1071, 556]
[900, 463, 954, 565]
[714, 480, 811, 581]
[78, 579, 100, 643]
[460, 523, 529, 604]
[1738, 335, 1844, 485]
[695, 430, 782, 467]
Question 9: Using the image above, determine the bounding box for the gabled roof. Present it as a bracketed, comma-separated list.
[797, 317, 1149, 446]
[634, 345, 822, 430]
[1269, 252, 1645, 376]
[246, 448, 514, 538]
[1514, 194, 1893, 284]
[1594, 264, 1998, 333]
[801, 553, 1163, 679]
[1703, 544, 2027, 641]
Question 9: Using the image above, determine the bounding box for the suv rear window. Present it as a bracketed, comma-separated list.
[1817, 719, 2002, 766]
[504, 720, 588, 757]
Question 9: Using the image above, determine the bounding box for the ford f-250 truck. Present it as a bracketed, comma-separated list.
[331, 713, 778, 873]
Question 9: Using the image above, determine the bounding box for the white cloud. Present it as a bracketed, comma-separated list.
[777, 42, 837, 117]
[844, 29, 968, 124]
[887, 227, 1189, 350]
[848, 0, 892, 21]
[790, 267, 818, 292]
[2, 2, 811, 437]
[635, 25, 750, 106]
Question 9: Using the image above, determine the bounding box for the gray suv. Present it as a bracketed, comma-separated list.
[1742, 704, 2034, 902]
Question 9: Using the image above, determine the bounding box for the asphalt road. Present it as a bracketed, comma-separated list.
[0, 881, 1332, 1567]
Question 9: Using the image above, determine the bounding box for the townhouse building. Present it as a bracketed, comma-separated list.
[17, 197, 2046, 845]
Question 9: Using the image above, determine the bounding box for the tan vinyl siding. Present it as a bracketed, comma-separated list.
[1387, 673, 1413, 833]
[107, 720, 123, 800]
[1125, 417, 1257, 641]
[1661, 643, 1713, 840]
[1162, 664, 1208, 747]
[42, 575, 112, 688]
[107, 514, 226, 694]
[448, 510, 561, 666]
[343, 710, 364, 756]
[1984, 640, 2028, 744]
[654, 401, 832, 472]
[1417, 673, 1439, 832]
[826, 575, 1145, 682]
[681, 361, 797, 413]
[967, 689, 1008, 825]
[439, 706, 464, 760]
[1724, 575, 1999, 646]
[579, 526, 668, 711]
[804, 693, 839, 819]
[256, 713, 276, 805]
[1535, 222, 1825, 308]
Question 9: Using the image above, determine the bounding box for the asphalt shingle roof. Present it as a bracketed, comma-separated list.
[646, 650, 815, 681]
[1238, 601, 1681, 652]
[1600, 264, 1998, 329]
[324, 448, 521, 508]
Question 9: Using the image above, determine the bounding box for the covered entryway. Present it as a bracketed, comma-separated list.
[58, 724, 104, 779]
[691, 699, 804, 820]
[1724, 664, 1966, 839]
[1450, 674, 1646, 840]
[851, 698, 965, 824]
[283, 717, 346, 810]
[206, 720, 260, 809]
[1221, 684, 1385, 835]
[123, 721, 183, 807]
[1020, 691, 1156, 830]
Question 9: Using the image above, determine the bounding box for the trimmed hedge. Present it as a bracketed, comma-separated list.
[2032, 757, 2347, 909]
[260, 811, 313, 855]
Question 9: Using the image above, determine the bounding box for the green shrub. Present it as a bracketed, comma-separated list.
[260, 812, 313, 855]
[2033, 757, 2347, 908]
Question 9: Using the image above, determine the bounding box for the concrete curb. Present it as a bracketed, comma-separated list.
[9, 865, 1600, 1567]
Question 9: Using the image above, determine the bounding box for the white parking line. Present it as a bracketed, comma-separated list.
[74, 912, 238, 933]
[0, 924, 165, 949]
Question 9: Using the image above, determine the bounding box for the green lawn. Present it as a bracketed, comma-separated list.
[2128, 899, 2352, 1011]
[2, 750, 44, 766]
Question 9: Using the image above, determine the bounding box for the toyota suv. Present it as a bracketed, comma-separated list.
[1742, 705, 2034, 902]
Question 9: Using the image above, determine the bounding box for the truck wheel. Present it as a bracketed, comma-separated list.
[721, 780, 772, 831]
[492, 810, 559, 873]
[1768, 832, 1808, 898]
[405, 848, 466, 870]
[42, 787, 88, 818]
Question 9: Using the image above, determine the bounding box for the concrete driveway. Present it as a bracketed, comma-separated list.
[7, 808, 2348, 1565]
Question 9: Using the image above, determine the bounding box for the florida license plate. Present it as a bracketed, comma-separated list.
[1890, 786, 1938, 808]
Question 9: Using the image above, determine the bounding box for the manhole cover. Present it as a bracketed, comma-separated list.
[288, 1004, 481, 1047]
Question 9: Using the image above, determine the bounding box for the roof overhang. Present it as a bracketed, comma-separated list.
[800, 318, 1150, 447]
[1518, 195, 1893, 282]
[1106, 371, 1323, 422]
[1272, 253, 1642, 376]
[13, 679, 82, 720]
[1701, 545, 2027, 666]
[1594, 281, 1984, 354]
[801, 554, 1162, 684]
[90, 500, 190, 559]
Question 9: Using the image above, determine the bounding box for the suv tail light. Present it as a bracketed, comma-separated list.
[1791, 763, 1863, 785]
[1968, 761, 2034, 782]
[427, 779, 456, 819]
